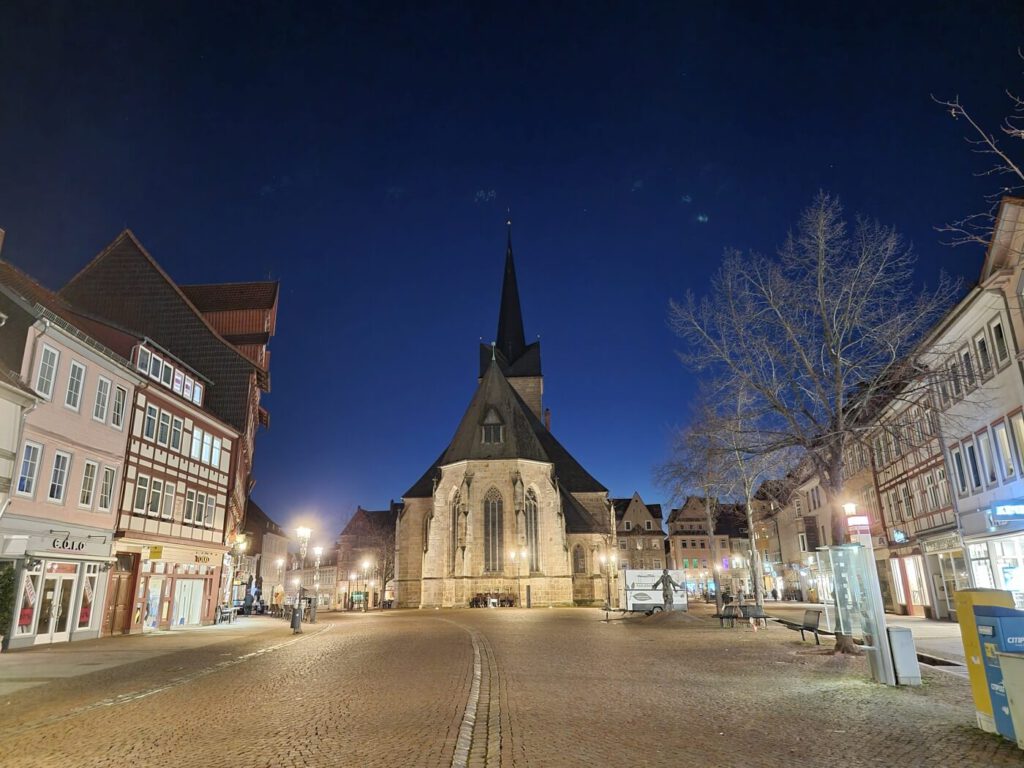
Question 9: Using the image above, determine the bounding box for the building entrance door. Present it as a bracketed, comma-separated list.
[106, 570, 133, 635]
[34, 564, 78, 645]
[143, 577, 164, 631]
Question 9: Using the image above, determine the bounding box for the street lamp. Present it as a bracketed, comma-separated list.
[292, 527, 312, 633]
[598, 551, 617, 617]
[509, 547, 529, 607]
[349, 572, 357, 611]
[361, 559, 371, 612]
[275, 558, 284, 615]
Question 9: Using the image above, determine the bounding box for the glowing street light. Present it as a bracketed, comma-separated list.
[292, 527, 313, 633]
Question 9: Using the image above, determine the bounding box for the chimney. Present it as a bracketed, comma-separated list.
[544, 408, 551, 431]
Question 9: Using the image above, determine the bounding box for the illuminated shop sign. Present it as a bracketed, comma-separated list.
[994, 505, 1024, 518]
[891, 530, 908, 544]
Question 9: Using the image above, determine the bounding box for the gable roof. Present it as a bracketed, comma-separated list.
[612, 493, 664, 521]
[59, 230, 267, 430]
[405, 361, 606, 498]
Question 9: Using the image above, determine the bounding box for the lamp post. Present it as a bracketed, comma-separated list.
[312, 546, 323, 623]
[275, 558, 284, 615]
[598, 551, 617, 620]
[292, 526, 311, 633]
[361, 559, 371, 612]
[509, 547, 528, 607]
[349, 572, 357, 611]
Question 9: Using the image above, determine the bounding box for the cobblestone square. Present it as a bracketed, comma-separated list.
[0, 609, 1020, 767]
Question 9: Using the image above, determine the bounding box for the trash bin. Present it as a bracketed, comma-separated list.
[887, 626, 921, 686]
[957, 588, 1015, 733]
[973, 605, 1024, 744]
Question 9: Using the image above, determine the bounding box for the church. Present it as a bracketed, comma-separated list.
[395, 231, 616, 607]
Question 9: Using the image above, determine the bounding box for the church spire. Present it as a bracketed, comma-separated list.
[496, 219, 527, 363]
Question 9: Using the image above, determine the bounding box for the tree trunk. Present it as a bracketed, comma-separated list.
[705, 499, 723, 614]
[745, 500, 764, 608]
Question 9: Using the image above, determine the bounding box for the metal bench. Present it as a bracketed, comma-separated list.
[777, 609, 823, 644]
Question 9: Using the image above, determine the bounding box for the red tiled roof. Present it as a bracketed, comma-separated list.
[180, 282, 279, 312]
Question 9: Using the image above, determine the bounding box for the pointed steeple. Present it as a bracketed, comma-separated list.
[496, 220, 527, 363]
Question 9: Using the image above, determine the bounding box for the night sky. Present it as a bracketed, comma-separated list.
[1, 3, 1022, 546]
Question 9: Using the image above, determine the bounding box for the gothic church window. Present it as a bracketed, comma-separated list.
[483, 487, 504, 572]
[525, 489, 540, 572]
[572, 545, 585, 574]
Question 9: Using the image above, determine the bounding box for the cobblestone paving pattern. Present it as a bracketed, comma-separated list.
[1, 609, 1021, 768]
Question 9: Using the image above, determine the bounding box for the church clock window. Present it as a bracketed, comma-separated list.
[525, 489, 540, 572]
[481, 410, 504, 444]
[483, 487, 504, 572]
[572, 544, 585, 574]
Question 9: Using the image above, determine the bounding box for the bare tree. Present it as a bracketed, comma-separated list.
[656, 401, 735, 614]
[670, 193, 958, 652]
[934, 50, 1024, 248]
[714, 386, 796, 609]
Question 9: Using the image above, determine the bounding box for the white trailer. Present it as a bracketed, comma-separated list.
[619, 569, 688, 614]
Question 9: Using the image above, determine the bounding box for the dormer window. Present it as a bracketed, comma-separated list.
[624, 521, 632, 531]
[481, 409, 504, 444]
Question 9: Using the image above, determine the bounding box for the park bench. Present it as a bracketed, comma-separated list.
[712, 603, 770, 628]
[777, 609, 823, 645]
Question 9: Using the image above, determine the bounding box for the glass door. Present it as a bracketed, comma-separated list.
[34, 563, 79, 644]
[143, 577, 164, 631]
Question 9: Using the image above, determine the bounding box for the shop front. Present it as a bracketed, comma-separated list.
[921, 531, 970, 621]
[960, 504, 1024, 610]
[887, 547, 932, 618]
[112, 540, 224, 632]
[1, 517, 113, 650]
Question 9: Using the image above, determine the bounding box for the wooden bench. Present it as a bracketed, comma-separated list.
[777, 609, 823, 644]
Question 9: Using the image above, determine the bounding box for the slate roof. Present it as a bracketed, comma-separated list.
[340, 503, 401, 538]
[0, 261, 137, 363]
[405, 362, 605, 501]
[59, 230, 268, 432]
[611, 496, 664, 521]
[180, 282, 279, 312]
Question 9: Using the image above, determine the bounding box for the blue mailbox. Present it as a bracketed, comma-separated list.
[973, 605, 1024, 743]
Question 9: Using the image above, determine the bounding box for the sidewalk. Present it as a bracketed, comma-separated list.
[0, 615, 279, 696]
[688, 599, 967, 664]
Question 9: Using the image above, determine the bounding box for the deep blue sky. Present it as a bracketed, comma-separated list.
[1, 3, 1021, 545]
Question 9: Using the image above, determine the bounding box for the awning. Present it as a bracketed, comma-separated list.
[26, 551, 116, 564]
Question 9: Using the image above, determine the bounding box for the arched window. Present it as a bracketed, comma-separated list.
[448, 491, 461, 574]
[572, 544, 586, 574]
[483, 487, 503, 572]
[525, 489, 540, 572]
[422, 511, 432, 553]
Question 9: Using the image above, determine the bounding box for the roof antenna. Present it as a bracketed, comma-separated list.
[491, 341, 497, 361]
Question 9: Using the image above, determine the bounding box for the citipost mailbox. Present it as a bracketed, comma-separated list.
[957, 589, 1015, 732]
[973, 605, 1024, 744]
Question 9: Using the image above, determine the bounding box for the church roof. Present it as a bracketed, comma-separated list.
[404, 361, 606, 498]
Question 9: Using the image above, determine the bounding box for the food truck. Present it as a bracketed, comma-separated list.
[619, 569, 688, 614]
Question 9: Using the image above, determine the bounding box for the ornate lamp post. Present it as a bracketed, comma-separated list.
[292, 527, 312, 633]
[349, 572, 358, 611]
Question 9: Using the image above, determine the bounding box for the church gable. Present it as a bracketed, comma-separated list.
[441, 362, 549, 464]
